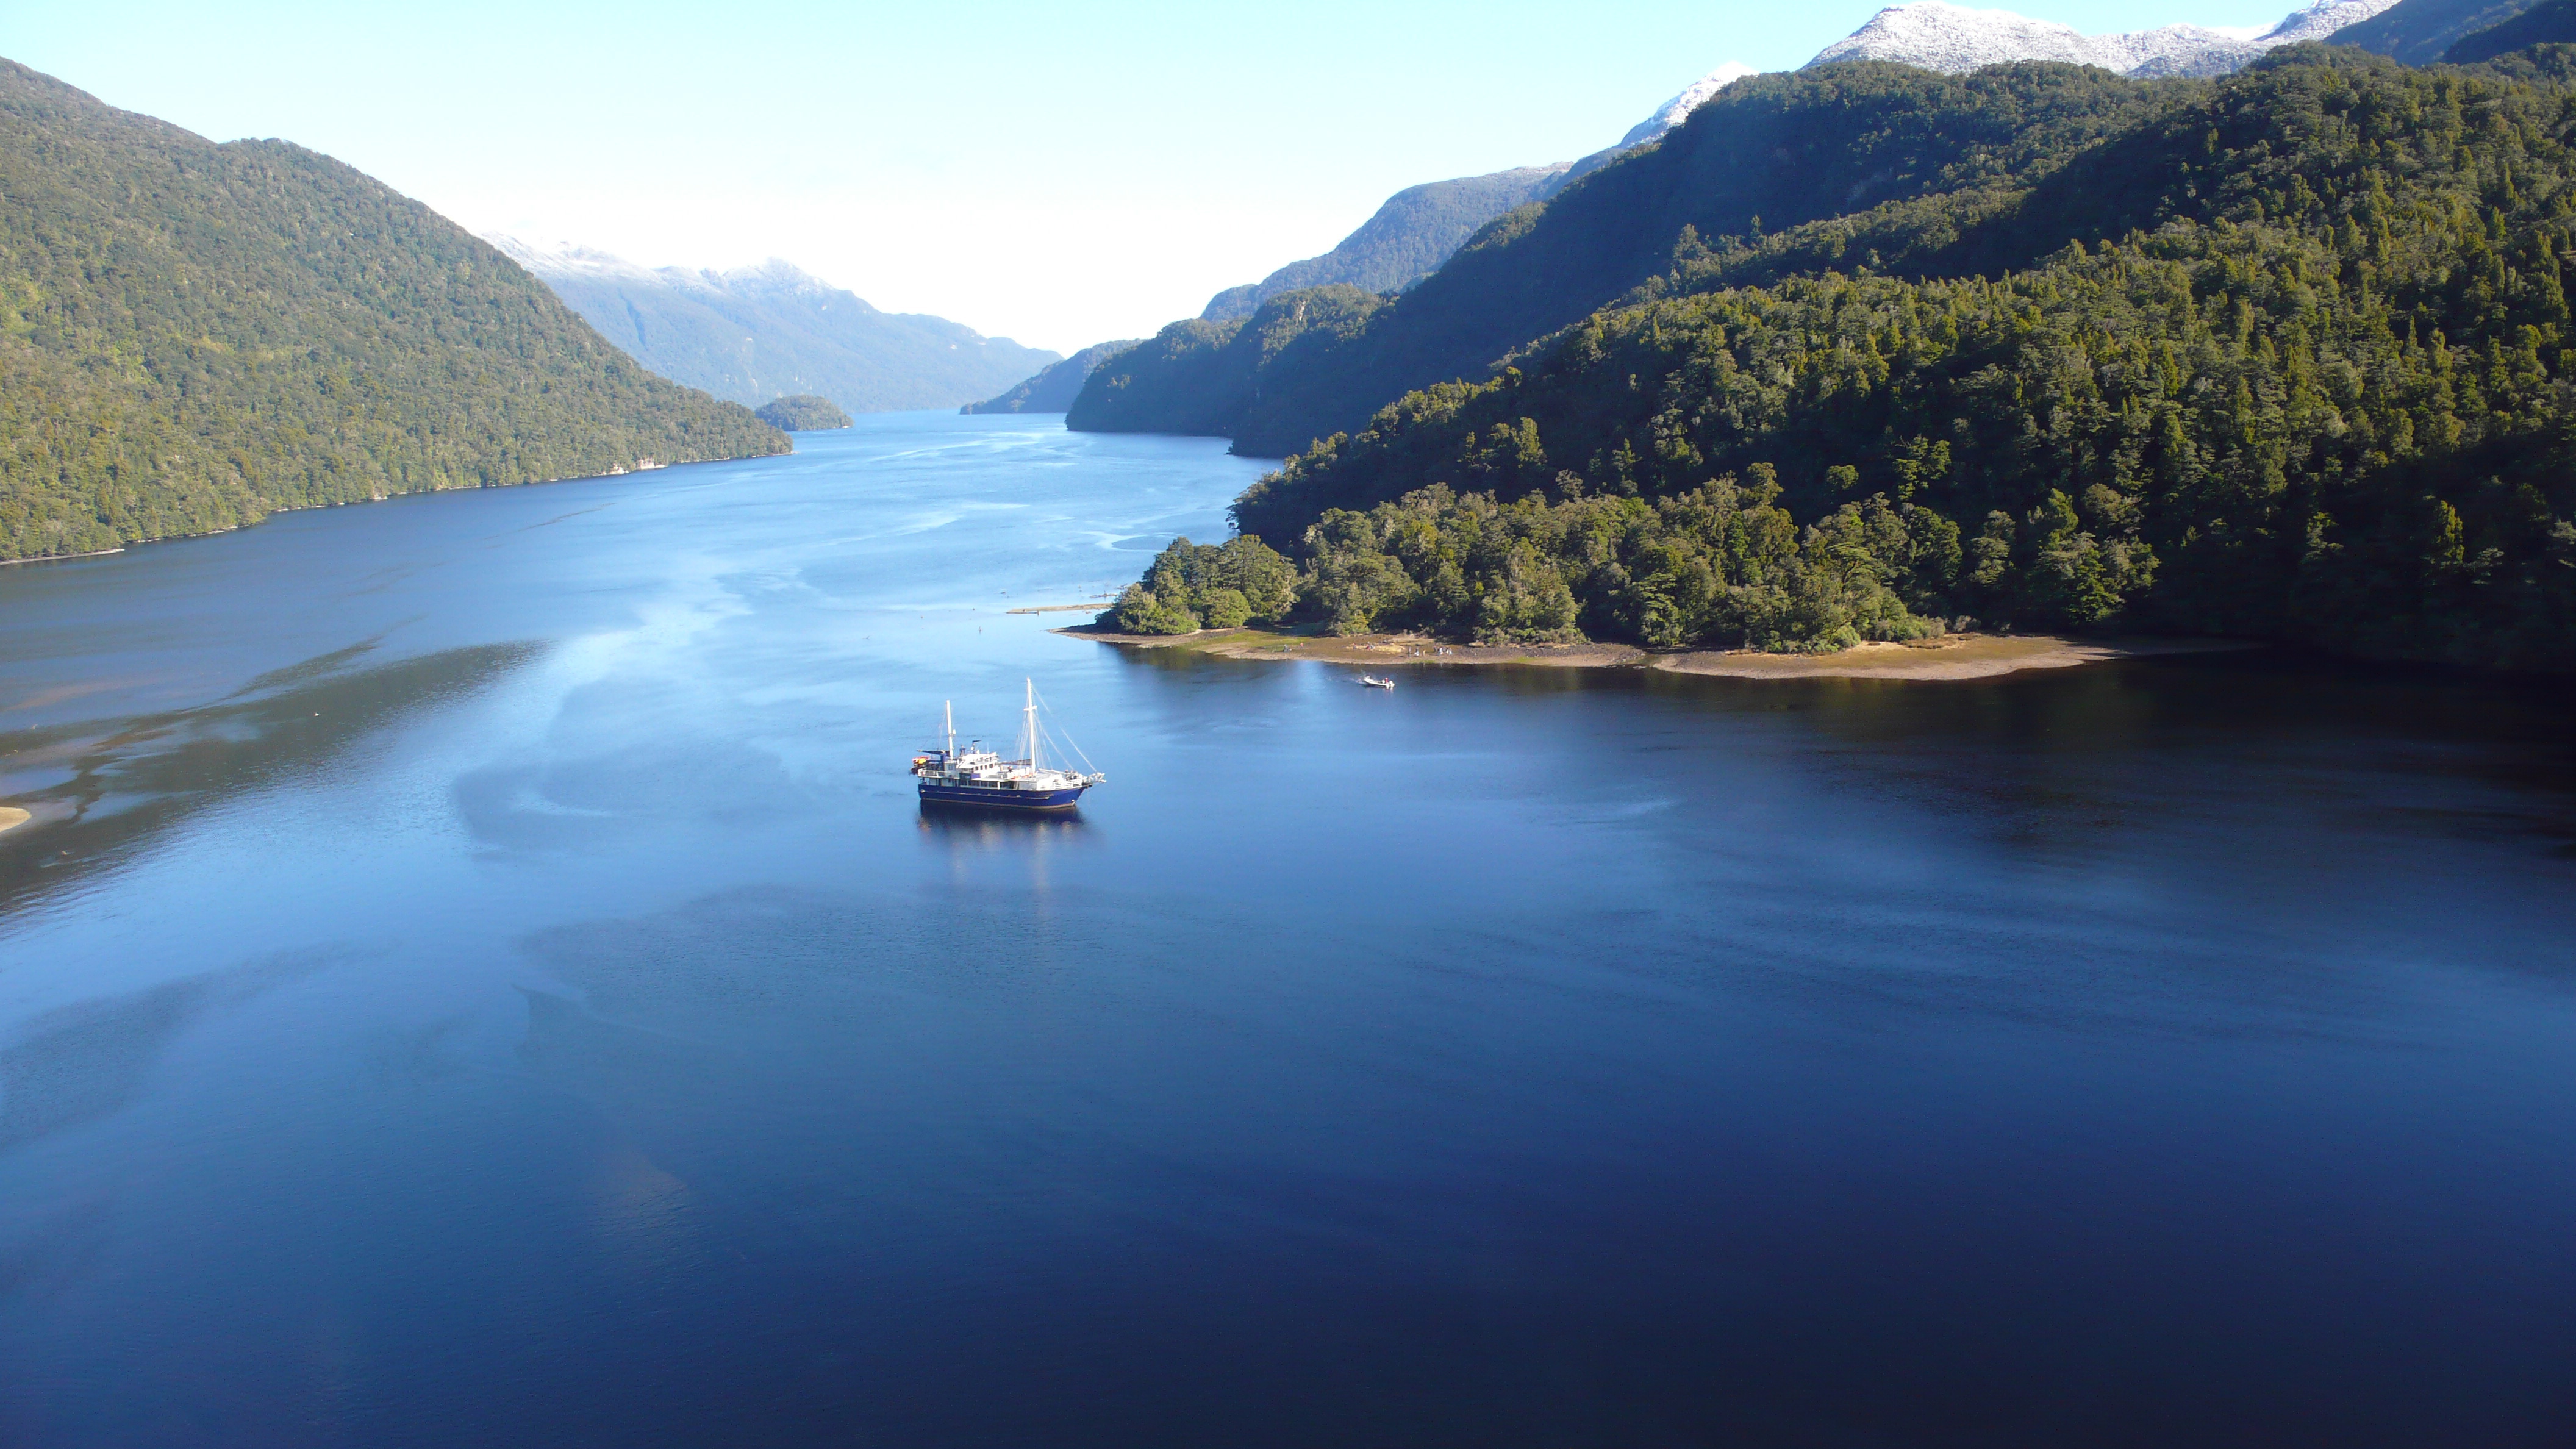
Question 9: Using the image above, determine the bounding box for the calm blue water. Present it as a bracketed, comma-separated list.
[1, 413, 2571, 1447]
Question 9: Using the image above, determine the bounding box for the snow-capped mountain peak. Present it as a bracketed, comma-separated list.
[483, 234, 666, 286]
[1807, 0, 2401, 79]
[483, 237, 871, 310]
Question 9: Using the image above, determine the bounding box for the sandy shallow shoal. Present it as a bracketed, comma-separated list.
[1056, 625, 1644, 668]
[1055, 623, 2252, 681]
[1651, 635, 2255, 680]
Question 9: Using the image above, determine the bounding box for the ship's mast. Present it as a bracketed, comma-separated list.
[944, 700, 954, 759]
[1023, 678, 1042, 769]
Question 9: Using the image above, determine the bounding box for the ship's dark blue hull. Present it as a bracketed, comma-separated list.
[918, 781, 1090, 813]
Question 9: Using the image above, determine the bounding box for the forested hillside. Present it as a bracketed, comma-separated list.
[1140, 49, 2576, 671]
[1076, 62, 2180, 459]
[0, 61, 785, 563]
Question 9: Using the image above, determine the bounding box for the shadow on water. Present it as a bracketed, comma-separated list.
[0, 642, 544, 915]
[1117, 643, 2576, 858]
[1680, 651, 2576, 856]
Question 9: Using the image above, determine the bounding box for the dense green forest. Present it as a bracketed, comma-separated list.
[1111, 49, 2576, 670]
[1103, 535, 1299, 634]
[1075, 62, 2185, 459]
[755, 395, 852, 430]
[0, 60, 785, 563]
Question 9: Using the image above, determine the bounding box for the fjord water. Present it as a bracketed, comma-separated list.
[1, 415, 2571, 1447]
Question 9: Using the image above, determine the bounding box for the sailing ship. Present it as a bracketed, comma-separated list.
[911, 680, 1104, 812]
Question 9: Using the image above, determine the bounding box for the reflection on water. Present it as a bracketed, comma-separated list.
[0, 417, 2569, 1448]
[915, 804, 1089, 845]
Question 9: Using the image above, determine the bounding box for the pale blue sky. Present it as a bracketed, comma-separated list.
[6, 0, 2302, 352]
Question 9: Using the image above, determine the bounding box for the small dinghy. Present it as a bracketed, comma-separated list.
[1358, 674, 1396, 689]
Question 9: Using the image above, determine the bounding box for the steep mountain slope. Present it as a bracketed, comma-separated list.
[1220, 51, 2576, 670]
[1068, 288, 1386, 440]
[490, 238, 1057, 414]
[961, 340, 1142, 414]
[2330, 0, 2545, 60]
[1080, 62, 2174, 459]
[2441, 0, 2576, 55]
[1202, 167, 1572, 320]
[0, 60, 782, 563]
[1542, 63, 1769, 196]
[1814, 0, 2398, 77]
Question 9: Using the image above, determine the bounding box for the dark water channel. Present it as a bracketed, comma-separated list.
[1, 413, 2570, 1447]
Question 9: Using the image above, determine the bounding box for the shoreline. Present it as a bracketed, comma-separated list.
[0, 448, 779, 569]
[1054, 623, 2256, 681]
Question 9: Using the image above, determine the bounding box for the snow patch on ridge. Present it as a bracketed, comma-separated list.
[1622, 62, 1759, 148]
[1612, 0, 2397, 157]
[482, 235, 874, 311]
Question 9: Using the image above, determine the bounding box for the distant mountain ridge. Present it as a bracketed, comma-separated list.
[490, 237, 1058, 415]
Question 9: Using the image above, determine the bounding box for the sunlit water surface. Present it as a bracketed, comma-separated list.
[1, 413, 2571, 1447]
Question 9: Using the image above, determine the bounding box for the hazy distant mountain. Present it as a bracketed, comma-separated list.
[962, 340, 1142, 414]
[488, 237, 1059, 415]
[2333, 0, 2549, 61]
[1201, 168, 1573, 321]
[1810, 0, 2402, 77]
[1196, 67, 1784, 327]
